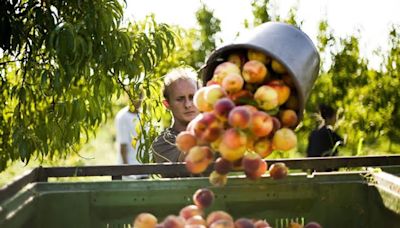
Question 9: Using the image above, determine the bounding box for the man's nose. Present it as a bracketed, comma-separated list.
[184, 98, 194, 108]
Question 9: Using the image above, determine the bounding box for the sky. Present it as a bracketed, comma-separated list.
[126, 0, 400, 69]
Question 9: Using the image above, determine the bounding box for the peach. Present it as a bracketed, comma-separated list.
[246, 159, 267, 180]
[269, 162, 288, 180]
[228, 90, 253, 105]
[193, 188, 214, 209]
[242, 152, 262, 174]
[179, 205, 203, 220]
[206, 211, 234, 226]
[186, 215, 207, 226]
[162, 215, 185, 228]
[207, 80, 220, 86]
[228, 106, 252, 129]
[254, 137, 273, 158]
[193, 112, 223, 143]
[254, 219, 272, 228]
[133, 213, 158, 228]
[279, 109, 298, 128]
[228, 53, 246, 69]
[242, 60, 268, 83]
[254, 85, 279, 111]
[209, 219, 235, 228]
[209, 170, 228, 187]
[271, 59, 287, 74]
[194, 87, 213, 112]
[176, 131, 197, 154]
[214, 157, 233, 175]
[268, 80, 291, 105]
[213, 62, 241, 84]
[243, 104, 259, 114]
[234, 218, 255, 228]
[218, 141, 246, 162]
[250, 111, 273, 137]
[247, 49, 270, 65]
[204, 84, 227, 107]
[221, 128, 247, 149]
[214, 98, 235, 121]
[185, 146, 213, 174]
[272, 128, 297, 151]
[221, 73, 244, 93]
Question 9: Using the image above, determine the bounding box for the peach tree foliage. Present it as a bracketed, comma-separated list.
[250, 2, 400, 154]
[0, 0, 175, 171]
[305, 21, 400, 154]
[136, 3, 221, 163]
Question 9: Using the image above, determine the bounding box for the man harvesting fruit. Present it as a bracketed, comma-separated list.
[151, 67, 200, 163]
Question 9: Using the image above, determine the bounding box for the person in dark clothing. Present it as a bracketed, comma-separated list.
[307, 104, 343, 160]
[151, 67, 200, 163]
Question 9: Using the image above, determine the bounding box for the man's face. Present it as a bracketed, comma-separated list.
[166, 78, 199, 125]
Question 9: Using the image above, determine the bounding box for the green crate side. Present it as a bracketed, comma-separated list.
[1, 173, 400, 228]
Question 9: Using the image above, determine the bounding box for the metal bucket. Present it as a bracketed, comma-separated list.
[201, 22, 320, 120]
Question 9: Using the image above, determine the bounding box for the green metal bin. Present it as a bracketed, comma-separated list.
[1, 170, 399, 228]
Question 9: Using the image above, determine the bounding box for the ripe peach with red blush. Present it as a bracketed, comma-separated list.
[221, 128, 247, 149]
[162, 215, 185, 228]
[242, 60, 268, 83]
[213, 62, 241, 84]
[269, 162, 288, 180]
[250, 111, 273, 137]
[254, 137, 273, 158]
[279, 109, 298, 128]
[179, 204, 203, 220]
[214, 157, 233, 175]
[185, 146, 213, 174]
[206, 211, 234, 226]
[234, 218, 255, 228]
[221, 73, 244, 93]
[228, 106, 252, 129]
[193, 188, 215, 209]
[193, 112, 223, 143]
[268, 80, 291, 105]
[214, 98, 235, 121]
[242, 152, 262, 174]
[176, 131, 197, 154]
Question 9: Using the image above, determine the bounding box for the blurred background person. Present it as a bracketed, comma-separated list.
[306, 104, 344, 158]
[151, 67, 200, 163]
[115, 93, 149, 179]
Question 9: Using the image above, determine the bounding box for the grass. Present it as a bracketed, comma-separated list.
[0, 119, 118, 187]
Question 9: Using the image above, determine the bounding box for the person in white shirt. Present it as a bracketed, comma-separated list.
[115, 96, 148, 179]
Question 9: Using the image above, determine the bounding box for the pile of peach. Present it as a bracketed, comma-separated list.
[133, 188, 322, 228]
[176, 49, 300, 185]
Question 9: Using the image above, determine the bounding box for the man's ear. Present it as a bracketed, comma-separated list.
[162, 100, 170, 109]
